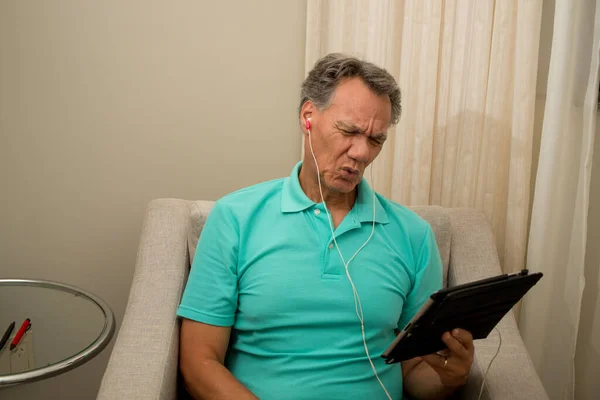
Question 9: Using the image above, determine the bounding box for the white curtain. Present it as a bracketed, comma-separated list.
[519, 0, 600, 398]
[305, 0, 542, 277]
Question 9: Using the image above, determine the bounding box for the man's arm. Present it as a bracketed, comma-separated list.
[402, 357, 455, 400]
[180, 319, 257, 400]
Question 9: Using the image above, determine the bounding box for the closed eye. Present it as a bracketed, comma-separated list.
[335, 121, 387, 145]
[342, 130, 386, 145]
[370, 136, 387, 145]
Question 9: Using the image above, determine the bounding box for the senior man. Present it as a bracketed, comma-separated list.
[177, 53, 474, 400]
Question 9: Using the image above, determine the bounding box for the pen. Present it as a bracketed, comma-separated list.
[0, 322, 15, 351]
[10, 318, 31, 351]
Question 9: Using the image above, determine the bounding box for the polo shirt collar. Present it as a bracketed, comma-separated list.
[281, 161, 389, 224]
[355, 173, 389, 224]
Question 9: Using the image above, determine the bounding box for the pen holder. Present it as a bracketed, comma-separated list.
[0, 329, 35, 374]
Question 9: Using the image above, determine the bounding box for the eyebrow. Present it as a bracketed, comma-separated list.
[335, 120, 388, 139]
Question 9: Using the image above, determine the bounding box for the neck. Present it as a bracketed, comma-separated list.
[298, 162, 357, 211]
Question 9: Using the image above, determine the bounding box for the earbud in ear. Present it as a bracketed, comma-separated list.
[305, 118, 311, 130]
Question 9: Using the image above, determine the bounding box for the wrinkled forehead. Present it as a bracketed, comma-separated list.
[325, 87, 392, 132]
[326, 80, 392, 131]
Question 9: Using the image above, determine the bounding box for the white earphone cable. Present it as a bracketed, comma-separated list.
[477, 327, 502, 400]
[307, 126, 392, 400]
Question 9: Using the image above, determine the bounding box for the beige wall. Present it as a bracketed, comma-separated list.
[0, 1, 306, 398]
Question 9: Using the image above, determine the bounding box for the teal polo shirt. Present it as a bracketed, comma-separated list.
[177, 161, 443, 400]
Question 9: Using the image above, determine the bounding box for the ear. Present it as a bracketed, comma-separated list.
[300, 101, 315, 133]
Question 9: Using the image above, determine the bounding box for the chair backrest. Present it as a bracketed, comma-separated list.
[187, 201, 451, 287]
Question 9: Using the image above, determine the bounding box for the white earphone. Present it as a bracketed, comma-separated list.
[305, 118, 392, 400]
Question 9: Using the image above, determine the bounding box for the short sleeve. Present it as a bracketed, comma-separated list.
[398, 224, 443, 330]
[177, 201, 239, 327]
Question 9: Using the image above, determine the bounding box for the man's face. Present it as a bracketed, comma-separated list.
[303, 77, 392, 194]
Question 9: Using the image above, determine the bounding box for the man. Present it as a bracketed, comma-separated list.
[177, 53, 473, 399]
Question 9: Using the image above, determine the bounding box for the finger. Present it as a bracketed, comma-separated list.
[423, 353, 470, 382]
[436, 349, 451, 357]
[442, 331, 470, 360]
[452, 329, 474, 351]
[422, 354, 446, 371]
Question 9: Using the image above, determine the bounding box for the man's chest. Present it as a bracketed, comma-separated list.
[234, 219, 416, 336]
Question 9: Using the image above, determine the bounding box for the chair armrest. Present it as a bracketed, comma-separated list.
[447, 209, 548, 400]
[97, 199, 191, 400]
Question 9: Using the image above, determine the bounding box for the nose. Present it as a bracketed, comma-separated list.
[347, 136, 370, 163]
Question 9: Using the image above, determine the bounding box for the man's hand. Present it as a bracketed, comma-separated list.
[422, 328, 474, 389]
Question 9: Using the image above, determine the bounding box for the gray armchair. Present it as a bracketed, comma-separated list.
[97, 199, 548, 399]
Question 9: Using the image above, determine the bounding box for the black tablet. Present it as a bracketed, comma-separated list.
[381, 269, 543, 364]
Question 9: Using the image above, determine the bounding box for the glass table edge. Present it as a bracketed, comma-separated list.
[0, 279, 116, 387]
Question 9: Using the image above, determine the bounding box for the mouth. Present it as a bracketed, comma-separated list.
[340, 167, 360, 179]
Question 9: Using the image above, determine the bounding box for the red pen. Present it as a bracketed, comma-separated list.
[10, 318, 31, 350]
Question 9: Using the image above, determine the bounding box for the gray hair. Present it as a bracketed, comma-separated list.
[299, 53, 402, 125]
